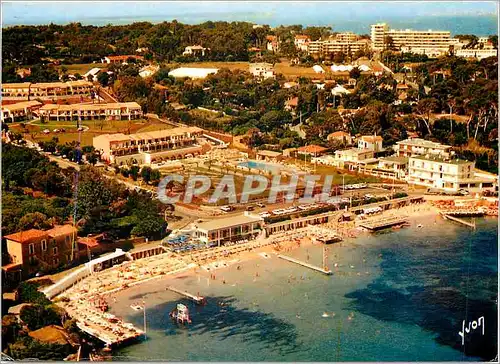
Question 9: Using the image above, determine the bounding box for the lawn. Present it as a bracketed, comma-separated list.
[57, 63, 108, 75]
[166, 60, 323, 79]
[12, 119, 173, 147]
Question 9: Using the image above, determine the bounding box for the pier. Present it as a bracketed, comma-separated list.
[441, 213, 476, 229]
[166, 286, 206, 305]
[440, 209, 484, 217]
[277, 254, 332, 275]
[359, 215, 409, 231]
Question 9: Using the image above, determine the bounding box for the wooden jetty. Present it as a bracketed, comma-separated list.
[359, 215, 409, 231]
[166, 286, 206, 305]
[277, 254, 332, 275]
[440, 209, 484, 217]
[441, 213, 476, 229]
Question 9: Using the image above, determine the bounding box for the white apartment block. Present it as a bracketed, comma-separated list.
[249, 63, 276, 80]
[408, 155, 496, 192]
[395, 138, 451, 158]
[334, 148, 376, 169]
[371, 23, 451, 56]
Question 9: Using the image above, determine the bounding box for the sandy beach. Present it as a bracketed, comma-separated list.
[105, 201, 441, 315]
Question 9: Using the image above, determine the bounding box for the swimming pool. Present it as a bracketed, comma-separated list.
[238, 160, 282, 174]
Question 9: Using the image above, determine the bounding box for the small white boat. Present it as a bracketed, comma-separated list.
[130, 304, 143, 311]
[322, 312, 330, 318]
[417, 224, 423, 228]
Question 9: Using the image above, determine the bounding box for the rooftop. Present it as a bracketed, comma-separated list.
[77, 236, 100, 248]
[256, 150, 282, 157]
[2, 101, 42, 112]
[360, 135, 383, 142]
[411, 155, 472, 165]
[47, 225, 77, 238]
[397, 138, 451, 149]
[196, 214, 263, 232]
[4, 229, 48, 243]
[297, 145, 328, 154]
[379, 156, 409, 165]
[328, 131, 351, 137]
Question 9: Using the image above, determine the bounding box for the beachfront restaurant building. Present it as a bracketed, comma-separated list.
[193, 213, 264, 246]
[407, 155, 497, 193]
[93, 126, 204, 165]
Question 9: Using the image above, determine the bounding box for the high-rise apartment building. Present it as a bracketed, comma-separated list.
[371, 23, 451, 56]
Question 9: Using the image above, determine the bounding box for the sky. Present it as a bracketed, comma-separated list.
[2, 1, 498, 28]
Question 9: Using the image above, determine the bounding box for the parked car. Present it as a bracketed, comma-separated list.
[259, 212, 271, 218]
[246, 206, 255, 211]
[256, 202, 265, 208]
[220, 205, 234, 212]
[43, 129, 50, 134]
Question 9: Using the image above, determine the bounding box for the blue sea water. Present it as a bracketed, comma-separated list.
[111, 215, 498, 361]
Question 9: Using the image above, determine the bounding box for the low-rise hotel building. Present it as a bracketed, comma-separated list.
[2, 81, 94, 100]
[39, 102, 143, 121]
[93, 126, 205, 165]
[1, 101, 42, 123]
[408, 155, 496, 192]
[395, 138, 451, 158]
[193, 213, 264, 246]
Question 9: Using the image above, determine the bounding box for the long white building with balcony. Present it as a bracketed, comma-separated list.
[408, 155, 496, 192]
[371, 23, 451, 56]
[39, 102, 142, 121]
[93, 126, 205, 165]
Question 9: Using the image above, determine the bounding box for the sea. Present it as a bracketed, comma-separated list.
[2, 11, 498, 36]
[110, 214, 498, 362]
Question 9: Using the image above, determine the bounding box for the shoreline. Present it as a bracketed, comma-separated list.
[105, 201, 441, 313]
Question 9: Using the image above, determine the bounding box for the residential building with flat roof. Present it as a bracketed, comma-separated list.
[408, 155, 496, 192]
[395, 138, 451, 158]
[371, 23, 451, 56]
[193, 213, 264, 246]
[327, 131, 352, 145]
[93, 126, 205, 165]
[249, 63, 275, 80]
[39, 102, 142, 121]
[334, 148, 376, 168]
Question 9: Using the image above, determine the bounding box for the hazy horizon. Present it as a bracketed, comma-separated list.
[1, 1, 498, 35]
